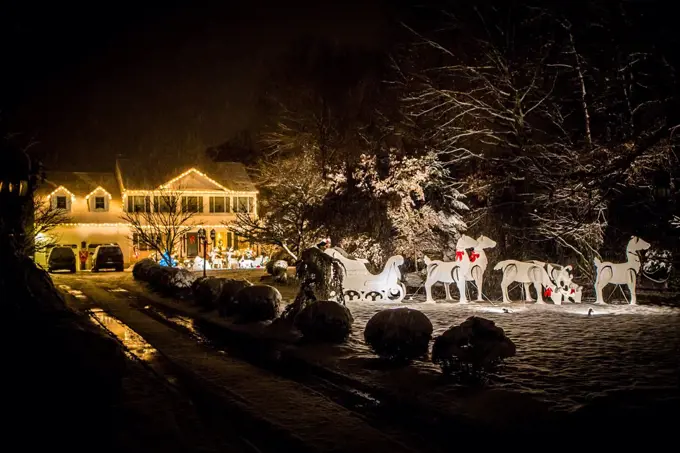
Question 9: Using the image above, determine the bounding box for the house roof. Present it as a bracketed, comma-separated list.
[116, 159, 256, 193]
[38, 171, 121, 199]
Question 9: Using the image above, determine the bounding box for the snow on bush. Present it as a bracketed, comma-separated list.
[132, 258, 156, 281]
[432, 316, 516, 378]
[294, 300, 354, 343]
[642, 249, 673, 281]
[217, 279, 254, 317]
[168, 268, 197, 289]
[364, 307, 433, 363]
[230, 285, 281, 322]
[192, 277, 226, 310]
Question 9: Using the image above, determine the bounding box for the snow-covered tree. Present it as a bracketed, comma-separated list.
[398, 3, 679, 274]
[330, 151, 467, 264]
[229, 151, 329, 261]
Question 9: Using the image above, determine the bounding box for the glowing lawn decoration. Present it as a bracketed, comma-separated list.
[324, 247, 406, 302]
[460, 235, 497, 301]
[493, 260, 573, 304]
[594, 236, 651, 305]
[423, 234, 479, 303]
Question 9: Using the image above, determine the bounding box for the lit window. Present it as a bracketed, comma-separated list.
[94, 196, 106, 210]
[234, 197, 253, 213]
[127, 196, 150, 213]
[56, 196, 67, 210]
[209, 196, 228, 213]
[154, 195, 175, 213]
[181, 196, 203, 213]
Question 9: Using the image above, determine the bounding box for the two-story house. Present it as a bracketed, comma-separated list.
[35, 158, 258, 268]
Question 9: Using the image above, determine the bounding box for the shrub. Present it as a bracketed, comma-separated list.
[230, 285, 281, 322]
[432, 316, 516, 378]
[217, 279, 254, 317]
[294, 300, 353, 343]
[364, 307, 433, 363]
[192, 277, 226, 310]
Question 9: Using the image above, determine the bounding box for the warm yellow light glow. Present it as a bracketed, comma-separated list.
[57, 222, 230, 228]
[46, 185, 76, 202]
[84, 186, 113, 200]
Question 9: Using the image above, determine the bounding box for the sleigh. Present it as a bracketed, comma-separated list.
[325, 248, 406, 303]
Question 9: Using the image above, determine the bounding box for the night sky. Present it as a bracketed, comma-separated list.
[1, 1, 671, 171]
[1, 1, 395, 170]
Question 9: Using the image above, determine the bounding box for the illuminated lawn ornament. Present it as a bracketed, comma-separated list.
[324, 247, 406, 303]
[493, 260, 571, 304]
[423, 235, 478, 303]
[460, 235, 497, 302]
[594, 236, 651, 305]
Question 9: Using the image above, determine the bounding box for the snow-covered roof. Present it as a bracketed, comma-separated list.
[38, 171, 121, 199]
[116, 159, 256, 193]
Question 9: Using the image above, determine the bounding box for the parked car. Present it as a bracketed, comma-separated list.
[48, 246, 77, 273]
[92, 244, 124, 272]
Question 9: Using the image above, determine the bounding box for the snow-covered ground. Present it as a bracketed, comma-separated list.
[54, 271, 680, 416]
[340, 297, 680, 411]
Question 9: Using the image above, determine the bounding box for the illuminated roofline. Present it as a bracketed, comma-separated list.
[46, 185, 76, 201]
[56, 222, 233, 228]
[84, 186, 113, 200]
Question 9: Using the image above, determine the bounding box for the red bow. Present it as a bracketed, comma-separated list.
[470, 251, 480, 262]
[570, 288, 575, 294]
[456, 251, 465, 261]
[543, 288, 553, 297]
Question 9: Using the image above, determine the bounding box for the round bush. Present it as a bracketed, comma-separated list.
[364, 307, 433, 363]
[230, 285, 281, 322]
[217, 279, 254, 317]
[294, 301, 353, 343]
[132, 258, 156, 281]
[192, 277, 226, 310]
[432, 316, 516, 376]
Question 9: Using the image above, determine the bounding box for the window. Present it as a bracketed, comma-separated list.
[209, 196, 228, 213]
[94, 196, 106, 210]
[127, 196, 150, 213]
[56, 196, 67, 210]
[181, 196, 203, 213]
[154, 196, 175, 213]
[132, 233, 152, 251]
[234, 197, 253, 213]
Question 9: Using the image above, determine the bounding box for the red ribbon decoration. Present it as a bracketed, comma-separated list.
[470, 251, 480, 262]
[456, 251, 465, 261]
[570, 288, 575, 294]
[543, 288, 553, 297]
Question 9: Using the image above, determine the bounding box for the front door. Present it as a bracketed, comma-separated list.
[187, 232, 199, 257]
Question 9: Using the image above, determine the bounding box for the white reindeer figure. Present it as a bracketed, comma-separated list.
[460, 235, 497, 301]
[423, 235, 478, 303]
[493, 260, 567, 304]
[594, 236, 651, 305]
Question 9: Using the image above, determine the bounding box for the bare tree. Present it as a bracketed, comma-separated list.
[229, 151, 328, 261]
[19, 194, 71, 256]
[121, 188, 197, 261]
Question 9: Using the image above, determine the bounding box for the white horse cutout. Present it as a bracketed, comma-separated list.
[594, 236, 650, 305]
[460, 235, 497, 301]
[493, 260, 570, 304]
[423, 235, 478, 303]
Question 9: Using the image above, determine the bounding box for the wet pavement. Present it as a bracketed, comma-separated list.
[54, 272, 422, 453]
